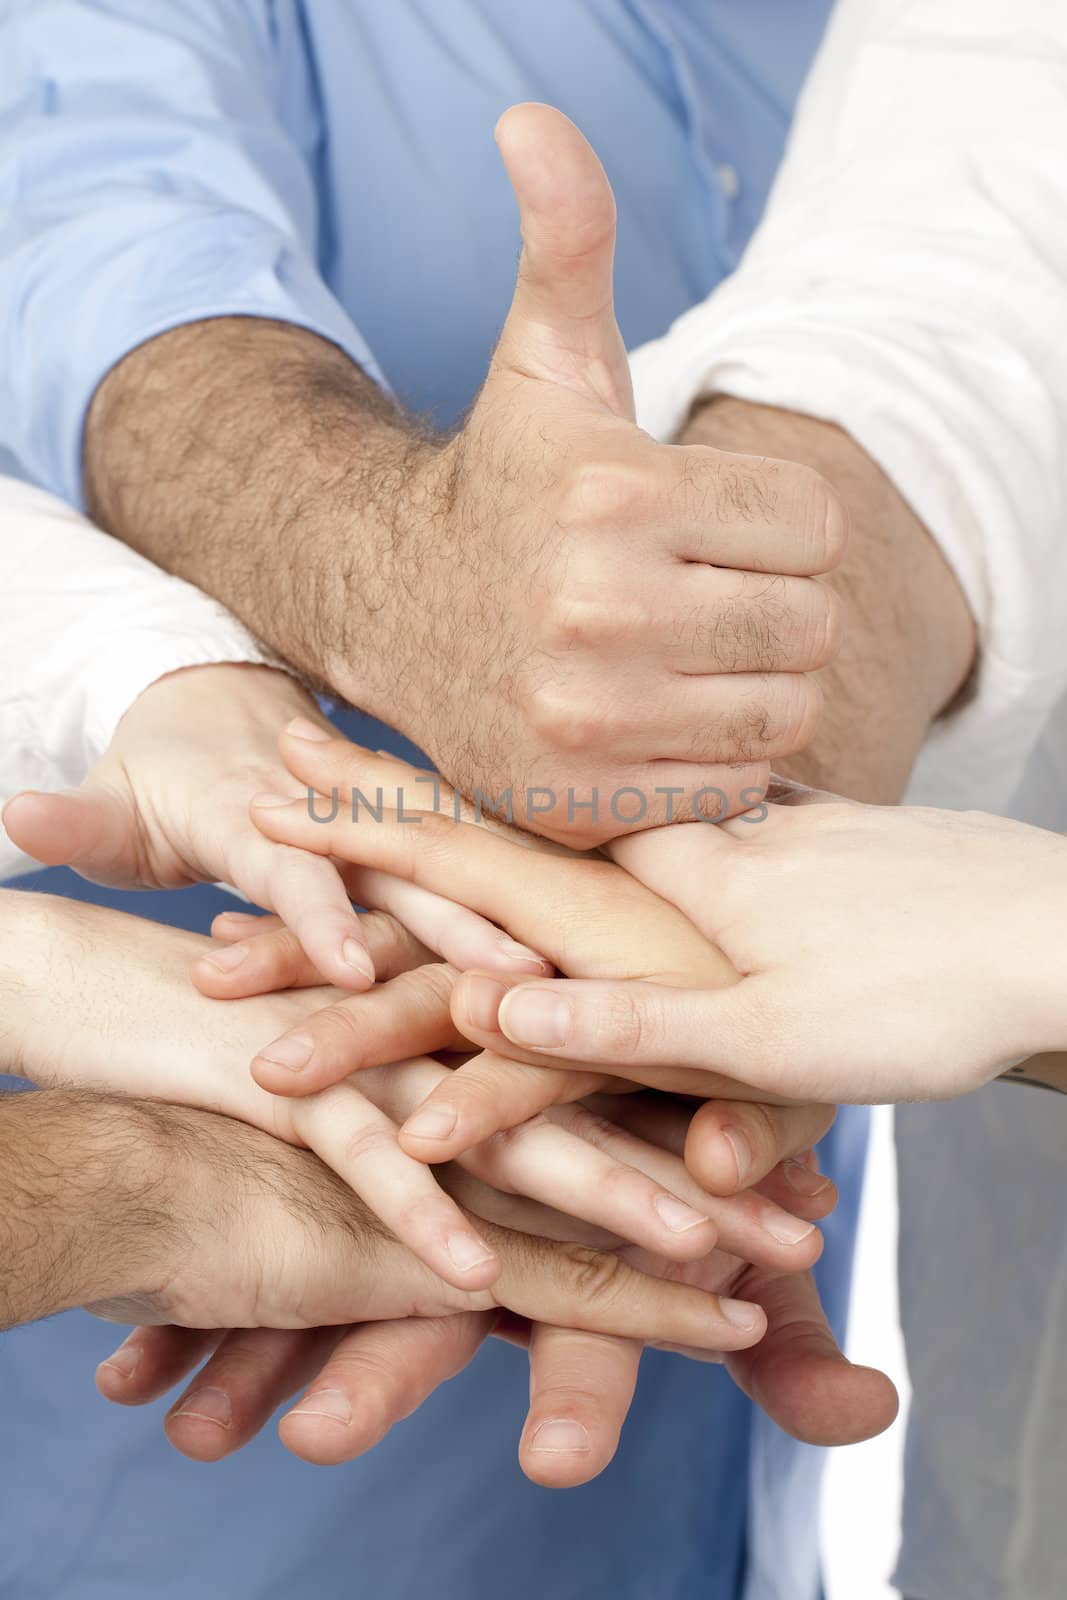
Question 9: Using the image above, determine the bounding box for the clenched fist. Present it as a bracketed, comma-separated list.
[377, 104, 846, 842]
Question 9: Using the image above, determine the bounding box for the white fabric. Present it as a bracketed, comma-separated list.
[632, 0, 1067, 817]
[630, 5, 1067, 1596]
[0, 476, 277, 877]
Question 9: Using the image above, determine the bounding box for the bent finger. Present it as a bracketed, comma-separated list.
[252, 963, 465, 1095]
[96, 1326, 222, 1406]
[399, 1046, 608, 1160]
[519, 1325, 641, 1487]
[684, 1099, 837, 1195]
[280, 1313, 491, 1465]
[293, 1082, 501, 1290]
[725, 1266, 898, 1446]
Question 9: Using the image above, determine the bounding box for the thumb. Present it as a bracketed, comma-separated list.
[2, 786, 146, 886]
[491, 102, 634, 418]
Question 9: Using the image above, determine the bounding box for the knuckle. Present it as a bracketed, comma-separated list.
[543, 588, 651, 653]
[521, 681, 609, 753]
[556, 1243, 628, 1308]
[558, 458, 646, 534]
[588, 988, 649, 1060]
[338, 1122, 397, 1169]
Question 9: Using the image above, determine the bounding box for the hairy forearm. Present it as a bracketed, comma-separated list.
[681, 398, 977, 802]
[0, 1089, 182, 1331]
[83, 317, 440, 722]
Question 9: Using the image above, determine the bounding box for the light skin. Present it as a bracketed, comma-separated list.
[82, 104, 848, 845]
[1, 661, 550, 992]
[3, 888, 833, 1293]
[230, 737, 833, 1185]
[252, 749, 1067, 1112]
[0, 896, 895, 1479]
[2, 1086, 790, 1484]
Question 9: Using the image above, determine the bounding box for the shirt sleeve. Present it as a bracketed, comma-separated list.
[629, 0, 1067, 811]
[0, 473, 280, 879]
[0, 0, 384, 509]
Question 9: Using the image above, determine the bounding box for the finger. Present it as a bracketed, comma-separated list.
[588, 1088, 837, 1230]
[292, 1082, 501, 1290]
[684, 1100, 838, 1196]
[96, 1326, 222, 1406]
[519, 1325, 641, 1487]
[193, 909, 436, 998]
[659, 443, 849, 576]
[164, 1327, 345, 1462]
[660, 567, 840, 675]
[622, 671, 822, 767]
[399, 1045, 608, 1159]
[248, 837, 377, 989]
[2, 786, 142, 884]
[280, 1313, 491, 1466]
[280, 722, 769, 842]
[345, 865, 551, 978]
[755, 1154, 839, 1223]
[725, 1266, 898, 1446]
[453, 1102, 721, 1262]
[486, 1224, 765, 1353]
[251, 963, 466, 1095]
[543, 1100, 824, 1273]
[491, 102, 633, 418]
[482, 975, 779, 1092]
[249, 800, 737, 990]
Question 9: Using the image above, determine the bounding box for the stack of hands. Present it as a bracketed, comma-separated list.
[5, 104, 1066, 1489]
[7, 652, 1067, 1481]
[0, 667, 892, 1484]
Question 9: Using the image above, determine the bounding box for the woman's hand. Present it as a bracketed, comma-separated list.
[0, 664, 549, 990]
[5, 891, 828, 1293]
[247, 732, 836, 1189]
[335, 781, 1067, 1109]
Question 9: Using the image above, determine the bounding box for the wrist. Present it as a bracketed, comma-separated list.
[0, 1090, 187, 1328]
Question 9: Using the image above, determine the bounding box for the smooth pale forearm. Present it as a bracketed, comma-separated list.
[681, 397, 977, 803]
[0, 1088, 186, 1331]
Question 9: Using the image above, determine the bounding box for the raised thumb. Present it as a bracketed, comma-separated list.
[492, 102, 634, 418]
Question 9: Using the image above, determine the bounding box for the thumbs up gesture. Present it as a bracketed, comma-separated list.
[393, 103, 846, 843]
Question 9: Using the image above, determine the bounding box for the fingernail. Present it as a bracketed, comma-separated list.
[781, 1158, 832, 1198]
[257, 1033, 314, 1072]
[99, 1338, 141, 1380]
[723, 1128, 752, 1186]
[463, 973, 508, 1034]
[205, 943, 250, 973]
[342, 939, 376, 982]
[251, 792, 295, 809]
[721, 1299, 762, 1333]
[174, 1386, 232, 1429]
[653, 1194, 712, 1234]
[497, 937, 550, 972]
[286, 717, 331, 742]
[403, 1103, 458, 1142]
[287, 1387, 352, 1426]
[529, 1419, 591, 1454]
[499, 987, 570, 1049]
[762, 1209, 816, 1246]
[447, 1232, 496, 1273]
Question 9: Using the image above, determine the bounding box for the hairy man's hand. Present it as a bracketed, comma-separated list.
[364, 104, 845, 840]
[84, 105, 845, 846]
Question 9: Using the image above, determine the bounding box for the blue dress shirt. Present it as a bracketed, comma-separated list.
[0, 5, 866, 1598]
